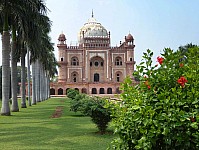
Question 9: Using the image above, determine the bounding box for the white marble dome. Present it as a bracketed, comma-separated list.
[78, 14, 108, 43]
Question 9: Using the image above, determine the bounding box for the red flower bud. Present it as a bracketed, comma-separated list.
[157, 56, 164, 65]
[190, 117, 196, 122]
[179, 63, 184, 67]
[177, 76, 188, 88]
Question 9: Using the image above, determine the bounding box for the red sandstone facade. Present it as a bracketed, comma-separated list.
[50, 13, 136, 95]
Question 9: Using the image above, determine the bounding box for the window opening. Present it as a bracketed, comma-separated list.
[94, 73, 99, 82]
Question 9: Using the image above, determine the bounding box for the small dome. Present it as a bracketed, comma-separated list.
[126, 33, 134, 41]
[58, 33, 66, 41]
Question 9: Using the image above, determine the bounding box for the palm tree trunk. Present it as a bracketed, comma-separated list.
[45, 72, 48, 100]
[11, 27, 19, 112]
[1, 31, 11, 115]
[36, 59, 41, 102]
[31, 62, 36, 105]
[21, 48, 27, 108]
[27, 47, 31, 106]
[40, 65, 44, 101]
[46, 74, 49, 99]
[48, 76, 51, 98]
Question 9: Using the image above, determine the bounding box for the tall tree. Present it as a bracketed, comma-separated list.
[1, 0, 11, 115]
[27, 48, 31, 106]
[20, 45, 27, 108]
[0, 0, 48, 115]
[11, 25, 19, 112]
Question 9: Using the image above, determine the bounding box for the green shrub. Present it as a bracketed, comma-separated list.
[70, 93, 86, 112]
[69, 92, 112, 134]
[66, 88, 79, 100]
[110, 47, 199, 149]
[82, 96, 112, 134]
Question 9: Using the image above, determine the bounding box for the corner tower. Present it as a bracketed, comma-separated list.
[57, 33, 67, 82]
[125, 33, 136, 77]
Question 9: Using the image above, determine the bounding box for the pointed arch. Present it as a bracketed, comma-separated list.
[58, 88, 63, 95]
[107, 88, 112, 94]
[71, 71, 79, 83]
[94, 73, 99, 82]
[99, 88, 105, 94]
[115, 71, 123, 82]
[116, 87, 121, 94]
[82, 88, 87, 94]
[71, 56, 79, 66]
[92, 88, 97, 94]
[115, 56, 122, 66]
[50, 88, 55, 95]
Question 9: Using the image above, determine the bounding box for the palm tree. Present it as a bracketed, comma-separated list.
[0, 0, 48, 115]
[31, 61, 36, 105]
[0, 0, 12, 115]
[11, 25, 19, 112]
[28, 15, 55, 102]
[27, 48, 31, 106]
[20, 45, 27, 108]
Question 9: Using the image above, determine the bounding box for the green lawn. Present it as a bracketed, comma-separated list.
[0, 98, 115, 150]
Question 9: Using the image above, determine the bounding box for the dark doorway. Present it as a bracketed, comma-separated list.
[99, 88, 105, 94]
[66, 88, 70, 95]
[94, 73, 99, 82]
[75, 88, 79, 92]
[117, 74, 120, 82]
[92, 88, 97, 94]
[107, 88, 112, 94]
[116, 87, 121, 94]
[58, 88, 63, 95]
[82, 88, 87, 94]
[50, 88, 55, 95]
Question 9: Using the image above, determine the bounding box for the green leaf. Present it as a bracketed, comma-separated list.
[190, 122, 198, 129]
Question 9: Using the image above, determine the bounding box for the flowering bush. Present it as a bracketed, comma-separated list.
[110, 47, 199, 149]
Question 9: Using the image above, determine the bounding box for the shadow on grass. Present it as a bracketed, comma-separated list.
[68, 114, 85, 117]
[0, 98, 115, 150]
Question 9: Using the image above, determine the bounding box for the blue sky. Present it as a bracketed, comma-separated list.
[46, 0, 199, 66]
[1, 0, 198, 66]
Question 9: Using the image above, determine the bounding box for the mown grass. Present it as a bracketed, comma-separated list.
[0, 98, 115, 150]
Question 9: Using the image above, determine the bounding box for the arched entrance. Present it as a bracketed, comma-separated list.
[75, 88, 79, 92]
[94, 73, 99, 82]
[58, 88, 63, 95]
[116, 87, 121, 94]
[90, 56, 104, 82]
[99, 88, 105, 94]
[66, 88, 70, 95]
[115, 71, 123, 82]
[50, 88, 55, 95]
[107, 88, 112, 94]
[71, 71, 79, 83]
[92, 88, 97, 94]
[82, 88, 87, 94]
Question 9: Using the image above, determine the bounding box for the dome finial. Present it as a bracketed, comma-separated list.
[92, 9, 94, 18]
